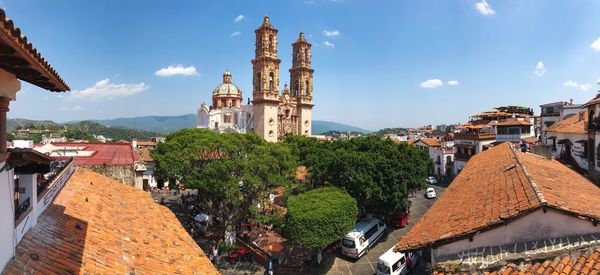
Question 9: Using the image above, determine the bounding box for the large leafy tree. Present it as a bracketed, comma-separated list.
[286, 135, 432, 215]
[152, 128, 298, 239]
[285, 187, 357, 247]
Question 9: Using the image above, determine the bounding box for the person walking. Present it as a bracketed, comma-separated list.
[268, 258, 273, 275]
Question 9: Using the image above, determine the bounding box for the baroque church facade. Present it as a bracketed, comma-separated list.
[197, 16, 314, 142]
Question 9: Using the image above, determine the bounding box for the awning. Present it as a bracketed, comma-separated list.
[546, 136, 557, 139]
[575, 140, 587, 144]
[557, 139, 572, 145]
[8, 148, 53, 174]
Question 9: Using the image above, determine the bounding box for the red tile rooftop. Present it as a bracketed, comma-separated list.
[395, 142, 600, 252]
[5, 168, 218, 274]
[49, 142, 138, 166]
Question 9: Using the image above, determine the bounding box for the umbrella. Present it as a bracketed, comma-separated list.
[194, 213, 211, 223]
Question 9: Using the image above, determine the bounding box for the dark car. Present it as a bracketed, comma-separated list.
[385, 210, 410, 228]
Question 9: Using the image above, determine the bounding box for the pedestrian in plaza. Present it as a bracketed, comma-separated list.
[268, 258, 273, 275]
[211, 244, 218, 264]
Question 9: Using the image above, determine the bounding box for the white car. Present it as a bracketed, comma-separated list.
[426, 187, 436, 199]
[426, 176, 437, 184]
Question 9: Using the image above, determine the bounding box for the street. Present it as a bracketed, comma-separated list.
[322, 184, 446, 275]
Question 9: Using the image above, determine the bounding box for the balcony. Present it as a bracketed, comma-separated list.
[454, 133, 496, 141]
[14, 197, 30, 222]
[454, 154, 472, 162]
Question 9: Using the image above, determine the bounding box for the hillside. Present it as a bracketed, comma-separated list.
[10, 115, 371, 137]
[87, 114, 371, 135]
[95, 114, 197, 133]
[65, 121, 161, 141]
[311, 120, 370, 135]
[8, 118, 60, 131]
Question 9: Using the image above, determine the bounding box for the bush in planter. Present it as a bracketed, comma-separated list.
[285, 187, 357, 248]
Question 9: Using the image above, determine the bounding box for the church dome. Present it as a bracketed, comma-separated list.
[212, 70, 242, 97]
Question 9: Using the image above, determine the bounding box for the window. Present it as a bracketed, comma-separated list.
[342, 238, 355, 248]
[305, 80, 310, 95]
[269, 72, 274, 90]
[304, 49, 309, 63]
[224, 115, 231, 123]
[257, 73, 262, 91]
[294, 81, 299, 96]
[364, 225, 379, 240]
[221, 100, 226, 107]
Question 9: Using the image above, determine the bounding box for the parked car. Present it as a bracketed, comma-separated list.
[376, 247, 417, 275]
[426, 176, 437, 184]
[341, 217, 387, 259]
[385, 210, 410, 228]
[426, 187, 436, 199]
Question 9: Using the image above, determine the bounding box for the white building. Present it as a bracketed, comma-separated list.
[197, 71, 254, 134]
[414, 138, 455, 179]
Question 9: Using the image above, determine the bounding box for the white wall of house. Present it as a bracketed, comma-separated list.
[0, 164, 15, 272]
[542, 131, 588, 170]
[432, 208, 600, 264]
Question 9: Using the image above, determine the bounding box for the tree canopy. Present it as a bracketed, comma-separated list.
[285, 187, 357, 247]
[152, 128, 298, 237]
[285, 135, 432, 215]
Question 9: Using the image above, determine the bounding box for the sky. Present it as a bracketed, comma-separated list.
[3, 0, 600, 130]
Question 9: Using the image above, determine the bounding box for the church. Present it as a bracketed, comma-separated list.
[197, 16, 314, 142]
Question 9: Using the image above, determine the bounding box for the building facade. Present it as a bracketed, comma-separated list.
[196, 17, 314, 142]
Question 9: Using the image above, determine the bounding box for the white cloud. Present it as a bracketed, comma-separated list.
[155, 64, 199, 77]
[534, 61, 546, 76]
[420, 79, 443, 88]
[564, 80, 592, 91]
[322, 41, 335, 48]
[230, 31, 241, 37]
[475, 0, 495, 16]
[70, 79, 149, 100]
[591, 37, 600, 51]
[234, 15, 245, 23]
[447, 80, 459, 86]
[58, 106, 82, 111]
[323, 30, 340, 37]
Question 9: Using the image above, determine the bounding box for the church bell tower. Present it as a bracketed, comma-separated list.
[252, 16, 281, 142]
[290, 32, 314, 136]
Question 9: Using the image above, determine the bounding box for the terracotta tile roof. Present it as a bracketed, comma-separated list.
[49, 142, 137, 166]
[395, 142, 600, 252]
[137, 141, 157, 147]
[0, 9, 69, 91]
[5, 168, 218, 274]
[545, 112, 587, 134]
[520, 136, 539, 144]
[495, 120, 532, 126]
[434, 247, 600, 275]
[138, 148, 153, 162]
[581, 96, 600, 109]
[417, 138, 441, 147]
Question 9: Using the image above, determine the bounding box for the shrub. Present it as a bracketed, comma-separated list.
[285, 187, 357, 247]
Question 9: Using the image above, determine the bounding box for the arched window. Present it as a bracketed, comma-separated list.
[294, 80, 299, 96]
[269, 35, 273, 51]
[304, 49, 309, 64]
[269, 72, 274, 91]
[257, 73, 262, 91]
[589, 110, 596, 130]
[305, 80, 310, 95]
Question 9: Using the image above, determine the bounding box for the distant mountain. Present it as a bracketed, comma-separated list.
[94, 114, 196, 133]
[311, 120, 370, 135]
[16, 114, 370, 136]
[8, 118, 60, 131]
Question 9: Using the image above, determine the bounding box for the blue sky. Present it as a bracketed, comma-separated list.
[3, 0, 600, 130]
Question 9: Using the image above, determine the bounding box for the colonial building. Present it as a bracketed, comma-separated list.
[395, 143, 600, 274]
[196, 71, 254, 134]
[197, 17, 314, 142]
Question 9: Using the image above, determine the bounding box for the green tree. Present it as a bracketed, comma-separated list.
[287, 135, 432, 215]
[152, 128, 298, 239]
[285, 187, 357, 247]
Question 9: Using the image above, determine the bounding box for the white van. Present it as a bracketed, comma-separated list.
[341, 217, 387, 259]
[376, 247, 417, 275]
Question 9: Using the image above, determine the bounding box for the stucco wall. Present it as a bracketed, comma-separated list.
[433, 208, 600, 261]
[80, 164, 135, 186]
[0, 165, 15, 272]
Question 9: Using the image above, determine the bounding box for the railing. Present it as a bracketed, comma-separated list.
[37, 158, 73, 197]
[454, 154, 472, 162]
[454, 133, 496, 141]
[15, 197, 30, 221]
